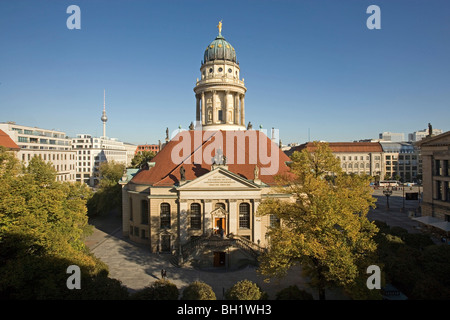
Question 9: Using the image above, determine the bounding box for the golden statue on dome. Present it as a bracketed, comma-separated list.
[217, 20, 222, 34]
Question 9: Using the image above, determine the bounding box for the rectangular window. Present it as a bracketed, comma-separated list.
[239, 203, 250, 229]
[435, 160, 442, 176]
[160, 203, 171, 229]
[190, 203, 202, 229]
[129, 198, 133, 221]
[141, 200, 149, 225]
[445, 160, 449, 177]
[269, 214, 280, 228]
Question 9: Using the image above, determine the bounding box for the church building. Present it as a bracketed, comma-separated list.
[120, 22, 292, 268]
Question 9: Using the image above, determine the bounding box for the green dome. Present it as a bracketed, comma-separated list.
[203, 33, 237, 64]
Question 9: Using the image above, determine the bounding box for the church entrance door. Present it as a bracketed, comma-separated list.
[213, 251, 226, 267]
[214, 217, 225, 236]
[161, 235, 171, 253]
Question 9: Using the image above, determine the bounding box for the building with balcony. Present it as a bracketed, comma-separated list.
[72, 134, 130, 187]
[0, 122, 76, 182]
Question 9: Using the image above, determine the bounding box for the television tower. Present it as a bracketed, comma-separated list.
[101, 89, 108, 138]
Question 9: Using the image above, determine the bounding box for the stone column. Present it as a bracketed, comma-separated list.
[433, 180, 439, 200]
[204, 200, 213, 235]
[196, 95, 200, 122]
[228, 200, 237, 235]
[201, 92, 205, 126]
[179, 200, 188, 244]
[253, 200, 262, 245]
[212, 91, 216, 124]
[122, 187, 130, 237]
[240, 95, 245, 125]
[234, 93, 239, 125]
[224, 90, 230, 124]
[442, 180, 448, 202]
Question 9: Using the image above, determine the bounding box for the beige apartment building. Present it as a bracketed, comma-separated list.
[0, 122, 76, 182]
[286, 142, 385, 178]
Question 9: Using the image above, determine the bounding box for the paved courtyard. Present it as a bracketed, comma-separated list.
[85, 211, 347, 300]
[85, 186, 425, 300]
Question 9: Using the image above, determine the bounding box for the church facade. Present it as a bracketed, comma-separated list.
[120, 23, 292, 268]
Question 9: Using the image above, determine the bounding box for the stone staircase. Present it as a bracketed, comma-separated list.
[169, 233, 266, 267]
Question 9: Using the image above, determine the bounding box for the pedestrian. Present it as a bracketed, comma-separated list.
[163, 269, 167, 280]
[161, 269, 165, 280]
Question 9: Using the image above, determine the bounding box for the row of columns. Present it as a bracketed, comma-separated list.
[196, 91, 245, 126]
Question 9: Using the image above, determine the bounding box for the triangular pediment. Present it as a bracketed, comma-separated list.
[177, 167, 260, 190]
[417, 131, 450, 147]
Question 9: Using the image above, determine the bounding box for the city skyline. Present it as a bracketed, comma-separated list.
[0, 0, 449, 145]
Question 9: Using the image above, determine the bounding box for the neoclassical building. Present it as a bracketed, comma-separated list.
[120, 23, 292, 268]
[417, 131, 450, 222]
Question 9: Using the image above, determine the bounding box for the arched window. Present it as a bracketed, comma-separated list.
[239, 203, 250, 229]
[190, 203, 201, 230]
[160, 203, 171, 229]
[141, 200, 149, 225]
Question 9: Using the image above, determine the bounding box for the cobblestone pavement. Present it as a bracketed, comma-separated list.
[84, 187, 424, 300]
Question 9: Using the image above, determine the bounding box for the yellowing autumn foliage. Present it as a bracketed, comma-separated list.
[257, 142, 379, 300]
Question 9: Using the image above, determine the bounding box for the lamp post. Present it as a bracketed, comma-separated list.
[383, 187, 393, 209]
[402, 183, 405, 212]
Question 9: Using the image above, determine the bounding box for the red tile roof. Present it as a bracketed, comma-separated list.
[130, 130, 293, 186]
[0, 129, 20, 151]
[287, 142, 383, 156]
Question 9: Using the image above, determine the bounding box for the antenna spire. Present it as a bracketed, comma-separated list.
[101, 89, 108, 138]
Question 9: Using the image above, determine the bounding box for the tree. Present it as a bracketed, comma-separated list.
[131, 151, 155, 168]
[87, 160, 125, 217]
[257, 141, 379, 300]
[0, 150, 125, 299]
[224, 279, 263, 300]
[275, 285, 314, 300]
[181, 281, 216, 300]
[131, 280, 179, 300]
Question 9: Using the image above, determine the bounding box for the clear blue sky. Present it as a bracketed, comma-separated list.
[0, 0, 449, 145]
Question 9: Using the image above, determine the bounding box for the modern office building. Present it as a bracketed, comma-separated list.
[409, 127, 444, 142]
[72, 134, 129, 187]
[71, 91, 136, 186]
[0, 122, 76, 182]
[379, 132, 405, 142]
[379, 141, 422, 182]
